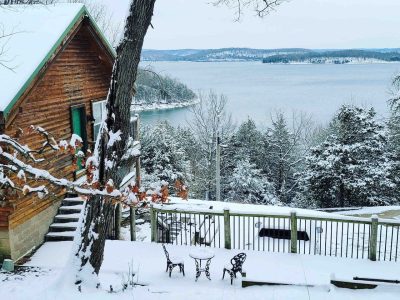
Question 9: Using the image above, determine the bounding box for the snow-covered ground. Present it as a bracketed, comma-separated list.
[339, 206, 400, 220]
[2, 240, 400, 300]
[6, 199, 396, 299]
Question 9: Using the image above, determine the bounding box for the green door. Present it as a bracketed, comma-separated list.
[71, 106, 88, 171]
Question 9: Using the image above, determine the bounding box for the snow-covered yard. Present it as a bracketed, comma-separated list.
[339, 206, 400, 220]
[2, 240, 400, 300]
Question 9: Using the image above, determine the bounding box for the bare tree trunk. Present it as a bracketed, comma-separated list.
[75, 0, 156, 283]
[71, 0, 284, 285]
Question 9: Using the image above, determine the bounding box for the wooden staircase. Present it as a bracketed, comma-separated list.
[45, 195, 85, 242]
[157, 215, 183, 244]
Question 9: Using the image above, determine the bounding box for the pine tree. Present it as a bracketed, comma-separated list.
[387, 74, 400, 201]
[226, 157, 277, 204]
[141, 121, 190, 187]
[302, 105, 395, 208]
[262, 113, 300, 204]
[234, 118, 263, 164]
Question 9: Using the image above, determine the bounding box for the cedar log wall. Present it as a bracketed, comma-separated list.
[0, 20, 113, 231]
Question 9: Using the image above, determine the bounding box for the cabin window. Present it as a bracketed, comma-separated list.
[92, 100, 106, 141]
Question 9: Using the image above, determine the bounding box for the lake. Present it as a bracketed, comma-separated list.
[137, 61, 400, 127]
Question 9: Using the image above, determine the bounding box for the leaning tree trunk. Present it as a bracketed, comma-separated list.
[75, 0, 156, 283]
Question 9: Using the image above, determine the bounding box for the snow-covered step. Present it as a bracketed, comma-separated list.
[46, 194, 84, 242]
[62, 197, 85, 206]
[50, 222, 79, 228]
[54, 213, 81, 223]
[55, 213, 81, 219]
[59, 205, 84, 214]
[45, 231, 75, 242]
[60, 204, 84, 210]
[49, 222, 79, 232]
[46, 231, 75, 237]
[157, 220, 183, 243]
[63, 197, 84, 201]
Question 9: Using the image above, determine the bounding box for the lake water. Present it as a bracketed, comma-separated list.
[137, 61, 400, 127]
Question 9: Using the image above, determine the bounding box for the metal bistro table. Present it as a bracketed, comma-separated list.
[189, 248, 215, 281]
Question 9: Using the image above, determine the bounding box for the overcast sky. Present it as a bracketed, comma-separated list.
[99, 0, 400, 49]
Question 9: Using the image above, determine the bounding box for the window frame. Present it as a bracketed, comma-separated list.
[91, 99, 107, 143]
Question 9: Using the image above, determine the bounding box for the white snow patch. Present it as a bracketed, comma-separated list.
[107, 130, 122, 148]
[5, 240, 398, 300]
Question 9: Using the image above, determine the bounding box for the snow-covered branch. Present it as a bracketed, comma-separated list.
[0, 125, 177, 210]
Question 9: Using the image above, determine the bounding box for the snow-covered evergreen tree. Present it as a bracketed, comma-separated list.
[265, 113, 292, 202]
[220, 118, 264, 199]
[262, 113, 305, 204]
[387, 74, 400, 201]
[301, 105, 395, 208]
[140, 121, 190, 187]
[234, 118, 263, 164]
[226, 157, 277, 204]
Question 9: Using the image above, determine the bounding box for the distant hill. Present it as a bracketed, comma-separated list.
[141, 48, 400, 63]
[262, 49, 400, 64]
[141, 48, 312, 62]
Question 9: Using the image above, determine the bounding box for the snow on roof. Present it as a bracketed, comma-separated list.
[0, 4, 85, 113]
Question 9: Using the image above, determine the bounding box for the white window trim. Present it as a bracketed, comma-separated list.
[92, 100, 107, 142]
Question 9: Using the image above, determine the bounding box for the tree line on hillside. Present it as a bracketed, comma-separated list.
[263, 50, 400, 64]
[134, 68, 196, 105]
[140, 82, 400, 209]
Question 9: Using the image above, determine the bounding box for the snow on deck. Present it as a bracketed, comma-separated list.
[339, 206, 400, 219]
[11, 240, 399, 299]
[152, 199, 400, 261]
[161, 197, 373, 221]
[0, 4, 84, 111]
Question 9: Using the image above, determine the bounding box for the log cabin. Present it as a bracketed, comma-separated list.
[0, 4, 120, 261]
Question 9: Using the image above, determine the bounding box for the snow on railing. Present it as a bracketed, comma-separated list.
[150, 204, 400, 262]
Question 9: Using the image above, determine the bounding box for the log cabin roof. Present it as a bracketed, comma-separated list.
[0, 4, 116, 121]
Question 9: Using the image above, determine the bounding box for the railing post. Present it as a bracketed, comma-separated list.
[130, 206, 136, 241]
[114, 204, 121, 240]
[369, 215, 378, 261]
[223, 209, 231, 249]
[290, 211, 298, 254]
[150, 206, 157, 243]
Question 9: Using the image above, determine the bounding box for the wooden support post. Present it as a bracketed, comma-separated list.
[290, 211, 298, 254]
[130, 206, 136, 241]
[224, 209, 231, 249]
[150, 206, 157, 243]
[369, 216, 378, 261]
[114, 204, 121, 240]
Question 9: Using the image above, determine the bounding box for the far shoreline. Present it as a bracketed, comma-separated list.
[131, 98, 199, 113]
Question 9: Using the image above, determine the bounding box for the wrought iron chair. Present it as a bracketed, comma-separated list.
[162, 244, 185, 277]
[222, 253, 247, 284]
